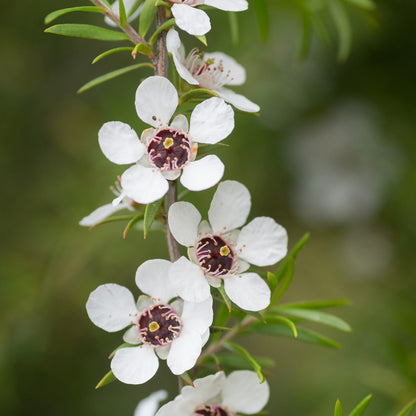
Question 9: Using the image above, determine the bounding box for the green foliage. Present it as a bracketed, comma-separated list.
[335, 399, 344, 416]
[92, 46, 134, 64]
[195, 35, 207, 46]
[123, 213, 145, 239]
[143, 198, 163, 238]
[45, 23, 130, 42]
[397, 399, 416, 416]
[139, 0, 156, 38]
[329, 0, 352, 61]
[228, 13, 239, 44]
[77, 62, 153, 93]
[149, 18, 176, 45]
[178, 88, 219, 106]
[349, 394, 373, 416]
[95, 370, 116, 389]
[252, 0, 269, 42]
[262, 315, 298, 338]
[44, 6, 104, 25]
[118, 0, 128, 28]
[132, 42, 153, 58]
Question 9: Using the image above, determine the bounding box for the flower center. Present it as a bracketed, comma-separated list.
[184, 49, 234, 90]
[138, 305, 182, 347]
[194, 405, 230, 416]
[147, 128, 191, 171]
[196, 235, 235, 277]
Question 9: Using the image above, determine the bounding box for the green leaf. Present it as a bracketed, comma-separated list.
[267, 271, 278, 293]
[44, 6, 105, 25]
[179, 371, 194, 387]
[329, 0, 352, 61]
[228, 12, 239, 44]
[88, 214, 135, 229]
[201, 353, 274, 373]
[288, 232, 310, 258]
[299, 6, 312, 59]
[217, 285, 232, 312]
[132, 42, 153, 58]
[195, 35, 207, 46]
[253, 0, 269, 42]
[349, 394, 373, 416]
[250, 323, 341, 349]
[95, 370, 116, 389]
[335, 399, 344, 416]
[196, 142, 229, 157]
[149, 18, 176, 44]
[139, 0, 156, 38]
[119, 0, 128, 27]
[263, 315, 298, 338]
[92, 46, 133, 64]
[179, 88, 219, 105]
[225, 342, 264, 383]
[123, 213, 145, 238]
[397, 399, 416, 416]
[143, 198, 163, 238]
[45, 24, 130, 42]
[78, 62, 152, 93]
[343, 0, 375, 11]
[213, 302, 230, 342]
[272, 307, 352, 332]
[97, 0, 112, 8]
[270, 256, 294, 305]
[279, 299, 350, 310]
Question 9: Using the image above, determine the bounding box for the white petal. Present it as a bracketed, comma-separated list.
[181, 296, 213, 335]
[201, 329, 210, 347]
[136, 295, 154, 312]
[156, 345, 170, 360]
[182, 372, 226, 404]
[86, 284, 137, 332]
[123, 325, 141, 344]
[166, 29, 199, 85]
[168, 201, 201, 247]
[121, 164, 169, 204]
[204, 0, 248, 12]
[237, 217, 288, 266]
[206, 275, 221, 288]
[161, 170, 181, 180]
[203, 52, 246, 86]
[111, 346, 159, 385]
[222, 370, 270, 413]
[208, 180, 251, 233]
[189, 98, 234, 144]
[224, 273, 270, 311]
[134, 390, 168, 416]
[105, 0, 142, 26]
[79, 202, 128, 227]
[170, 257, 211, 303]
[156, 398, 192, 416]
[171, 4, 211, 36]
[98, 121, 145, 165]
[135, 76, 178, 127]
[234, 258, 250, 273]
[198, 219, 212, 234]
[180, 155, 224, 192]
[135, 259, 177, 302]
[170, 114, 189, 131]
[167, 328, 203, 374]
[217, 87, 260, 113]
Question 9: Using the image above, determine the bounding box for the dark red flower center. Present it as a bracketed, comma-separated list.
[196, 235, 235, 277]
[194, 405, 230, 416]
[138, 305, 181, 347]
[147, 128, 191, 171]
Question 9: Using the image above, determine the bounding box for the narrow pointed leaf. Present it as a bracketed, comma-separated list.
[180, 371, 194, 387]
[270, 256, 294, 304]
[44, 6, 104, 25]
[267, 271, 278, 293]
[335, 399, 344, 416]
[95, 370, 116, 389]
[92, 47, 133, 64]
[88, 215, 135, 230]
[149, 18, 175, 44]
[343, 0, 375, 11]
[179, 88, 219, 105]
[225, 342, 264, 383]
[253, 0, 269, 42]
[132, 42, 153, 58]
[45, 24, 130, 41]
[143, 198, 163, 238]
[263, 315, 298, 338]
[195, 35, 207, 46]
[139, 0, 156, 38]
[78, 62, 152, 93]
[273, 307, 352, 332]
[349, 394, 373, 416]
[329, 0, 352, 61]
[119, 0, 128, 27]
[217, 285, 232, 312]
[228, 12, 239, 44]
[213, 302, 230, 343]
[123, 213, 145, 239]
[397, 399, 416, 416]
[280, 299, 350, 310]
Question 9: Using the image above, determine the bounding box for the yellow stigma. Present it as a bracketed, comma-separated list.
[163, 137, 174, 149]
[149, 321, 160, 332]
[220, 246, 230, 256]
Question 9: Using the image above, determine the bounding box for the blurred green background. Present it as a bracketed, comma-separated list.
[1, 0, 415, 415]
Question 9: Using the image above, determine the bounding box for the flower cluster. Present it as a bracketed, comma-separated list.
[79, 0, 288, 412]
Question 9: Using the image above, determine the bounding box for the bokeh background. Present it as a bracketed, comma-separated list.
[1, 0, 415, 415]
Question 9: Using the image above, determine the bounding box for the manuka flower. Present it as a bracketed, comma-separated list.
[167, 29, 259, 113]
[134, 390, 168, 416]
[168, 0, 248, 36]
[168, 180, 288, 311]
[104, 0, 142, 26]
[99, 76, 234, 204]
[156, 370, 269, 416]
[86, 260, 213, 384]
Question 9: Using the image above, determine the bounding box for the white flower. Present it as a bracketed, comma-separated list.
[134, 390, 168, 416]
[167, 180, 288, 311]
[168, 0, 248, 36]
[79, 180, 136, 227]
[99, 76, 234, 204]
[104, 0, 142, 26]
[86, 259, 213, 384]
[167, 29, 259, 113]
[156, 370, 269, 416]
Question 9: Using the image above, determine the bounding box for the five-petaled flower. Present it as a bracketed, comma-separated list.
[86, 259, 212, 384]
[134, 390, 168, 416]
[155, 370, 269, 416]
[167, 29, 260, 113]
[168, 0, 248, 36]
[167, 180, 288, 311]
[99, 76, 234, 204]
